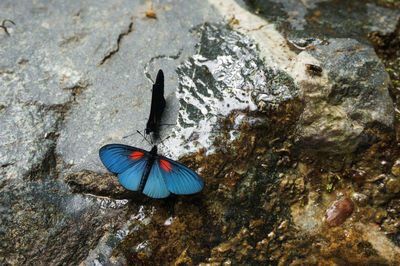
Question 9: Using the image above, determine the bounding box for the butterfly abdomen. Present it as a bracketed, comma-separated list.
[138, 146, 158, 191]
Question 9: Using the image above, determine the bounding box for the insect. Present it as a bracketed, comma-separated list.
[145, 3, 157, 19]
[99, 144, 204, 198]
[145, 9, 157, 19]
[305, 64, 322, 76]
[145, 69, 166, 138]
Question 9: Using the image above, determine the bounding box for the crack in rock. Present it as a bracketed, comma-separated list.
[99, 17, 134, 66]
[144, 48, 183, 82]
[62, 82, 91, 102]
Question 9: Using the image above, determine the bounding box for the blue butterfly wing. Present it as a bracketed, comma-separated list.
[100, 144, 203, 197]
[99, 144, 148, 173]
[117, 159, 147, 191]
[157, 156, 204, 195]
[99, 144, 148, 191]
[142, 161, 170, 198]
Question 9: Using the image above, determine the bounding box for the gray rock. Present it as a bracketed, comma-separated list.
[163, 22, 298, 158]
[295, 38, 394, 154]
[0, 104, 58, 184]
[214, 0, 397, 156]
[1, 0, 223, 264]
[1, 0, 399, 264]
[0, 0, 174, 264]
[0, 178, 128, 265]
[56, 2, 220, 173]
[244, 0, 400, 41]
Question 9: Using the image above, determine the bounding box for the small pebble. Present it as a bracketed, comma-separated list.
[391, 159, 400, 177]
[352, 192, 368, 206]
[374, 210, 387, 224]
[326, 197, 354, 227]
[268, 231, 275, 239]
[386, 178, 400, 194]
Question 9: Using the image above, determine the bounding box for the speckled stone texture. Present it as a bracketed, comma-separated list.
[295, 38, 394, 154]
[1, 0, 400, 265]
[0, 0, 219, 264]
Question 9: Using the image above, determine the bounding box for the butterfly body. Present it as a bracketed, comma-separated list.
[99, 144, 203, 198]
[138, 145, 157, 191]
[145, 70, 166, 136]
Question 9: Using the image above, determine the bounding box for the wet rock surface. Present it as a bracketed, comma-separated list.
[1, 0, 400, 265]
[295, 38, 394, 155]
[244, 0, 400, 42]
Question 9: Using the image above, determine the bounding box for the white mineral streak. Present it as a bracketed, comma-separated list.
[209, 0, 293, 69]
[64, 194, 93, 214]
[207, 0, 325, 87]
[290, 191, 324, 233]
[83, 207, 154, 265]
[135, 240, 149, 252]
[161, 0, 325, 163]
[164, 216, 173, 226]
[161, 27, 260, 159]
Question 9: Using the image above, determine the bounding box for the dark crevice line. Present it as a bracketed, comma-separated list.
[99, 17, 134, 66]
[0, 19, 15, 36]
[62, 82, 90, 102]
[144, 48, 183, 82]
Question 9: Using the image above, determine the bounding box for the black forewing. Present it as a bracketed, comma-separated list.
[145, 69, 166, 135]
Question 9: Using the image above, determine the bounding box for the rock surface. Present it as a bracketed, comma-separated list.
[211, 0, 397, 157]
[295, 38, 394, 154]
[1, 0, 400, 265]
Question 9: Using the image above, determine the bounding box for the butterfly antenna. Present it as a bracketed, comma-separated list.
[122, 132, 138, 139]
[160, 135, 171, 146]
[136, 130, 153, 146]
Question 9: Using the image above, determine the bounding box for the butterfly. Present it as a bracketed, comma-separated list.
[145, 69, 166, 137]
[99, 144, 204, 198]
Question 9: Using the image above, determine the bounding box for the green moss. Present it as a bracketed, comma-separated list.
[326, 183, 334, 192]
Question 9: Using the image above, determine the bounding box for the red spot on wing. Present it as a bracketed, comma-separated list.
[129, 151, 144, 160]
[160, 159, 172, 173]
